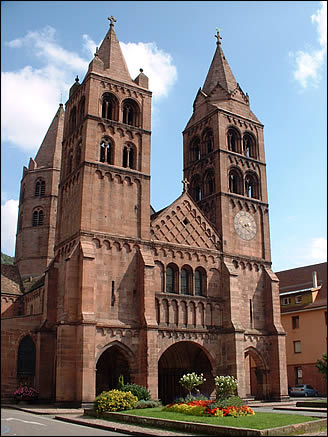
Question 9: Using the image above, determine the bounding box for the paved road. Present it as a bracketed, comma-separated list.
[1, 408, 130, 436]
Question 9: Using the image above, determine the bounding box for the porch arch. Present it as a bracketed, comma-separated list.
[158, 341, 215, 404]
[244, 346, 269, 400]
[95, 341, 136, 396]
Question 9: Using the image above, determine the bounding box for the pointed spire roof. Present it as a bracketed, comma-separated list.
[96, 16, 133, 83]
[202, 29, 238, 95]
[34, 104, 64, 169]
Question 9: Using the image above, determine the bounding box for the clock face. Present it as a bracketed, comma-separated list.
[234, 211, 257, 240]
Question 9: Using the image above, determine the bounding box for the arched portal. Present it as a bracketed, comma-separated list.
[158, 341, 214, 405]
[244, 347, 268, 400]
[96, 344, 131, 396]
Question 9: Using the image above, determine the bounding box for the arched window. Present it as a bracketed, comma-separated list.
[243, 133, 257, 159]
[122, 99, 139, 127]
[17, 336, 36, 377]
[227, 128, 241, 153]
[195, 269, 206, 296]
[190, 137, 201, 161]
[181, 268, 190, 295]
[78, 96, 85, 123]
[69, 106, 77, 133]
[202, 129, 214, 154]
[245, 173, 259, 199]
[76, 143, 82, 166]
[32, 209, 44, 226]
[35, 179, 45, 197]
[229, 168, 243, 195]
[204, 169, 215, 197]
[166, 264, 177, 293]
[191, 175, 202, 202]
[122, 144, 135, 169]
[100, 138, 113, 164]
[102, 93, 118, 121]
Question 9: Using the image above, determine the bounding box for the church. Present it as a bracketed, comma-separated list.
[1, 17, 288, 405]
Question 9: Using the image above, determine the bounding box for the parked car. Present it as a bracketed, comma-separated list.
[289, 384, 319, 397]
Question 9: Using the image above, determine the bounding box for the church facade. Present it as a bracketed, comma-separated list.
[1, 18, 288, 405]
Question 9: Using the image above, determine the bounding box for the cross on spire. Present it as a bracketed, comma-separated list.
[108, 16, 117, 27]
[215, 27, 222, 45]
[182, 178, 190, 192]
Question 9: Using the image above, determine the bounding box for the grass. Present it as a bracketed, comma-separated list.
[112, 407, 320, 430]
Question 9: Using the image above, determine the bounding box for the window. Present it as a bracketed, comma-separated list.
[195, 269, 205, 296]
[295, 295, 302, 304]
[204, 169, 215, 197]
[78, 96, 85, 123]
[202, 129, 213, 153]
[69, 106, 77, 133]
[32, 209, 44, 226]
[249, 299, 253, 328]
[292, 316, 300, 329]
[180, 268, 190, 295]
[243, 133, 257, 159]
[102, 93, 118, 121]
[227, 128, 241, 153]
[229, 168, 243, 195]
[191, 175, 202, 202]
[122, 145, 135, 169]
[190, 137, 201, 161]
[295, 367, 303, 385]
[282, 297, 291, 305]
[35, 179, 45, 197]
[293, 340, 302, 353]
[100, 138, 113, 164]
[17, 336, 36, 377]
[122, 99, 139, 126]
[166, 267, 175, 293]
[245, 173, 259, 199]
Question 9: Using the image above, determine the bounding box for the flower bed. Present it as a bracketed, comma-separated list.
[162, 399, 255, 417]
[13, 385, 38, 402]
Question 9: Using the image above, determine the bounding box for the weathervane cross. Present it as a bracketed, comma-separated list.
[108, 15, 117, 27]
[182, 178, 190, 192]
[215, 27, 222, 44]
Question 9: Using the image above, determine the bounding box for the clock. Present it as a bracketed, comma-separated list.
[234, 211, 257, 240]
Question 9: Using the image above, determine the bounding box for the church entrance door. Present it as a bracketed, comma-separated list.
[96, 345, 130, 396]
[158, 341, 214, 405]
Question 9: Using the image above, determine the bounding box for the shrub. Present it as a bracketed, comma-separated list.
[94, 389, 138, 417]
[121, 383, 151, 401]
[175, 393, 209, 403]
[14, 385, 38, 401]
[135, 399, 162, 409]
[214, 375, 238, 400]
[179, 372, 206, 397]
[211, 395, 245, 409]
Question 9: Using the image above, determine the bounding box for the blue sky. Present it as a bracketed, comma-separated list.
[1, 1, 327, 272]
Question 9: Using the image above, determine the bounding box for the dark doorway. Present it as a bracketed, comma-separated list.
[158, 341, 214, 405]
[96, 345, 130, 396]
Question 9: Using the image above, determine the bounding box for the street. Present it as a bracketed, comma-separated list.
[1, 408, 130, 436]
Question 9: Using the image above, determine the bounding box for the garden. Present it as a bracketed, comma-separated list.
[91, 373, 321, 432]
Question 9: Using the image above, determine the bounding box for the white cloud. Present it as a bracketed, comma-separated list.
[1, 199, 19, 257]
[2, 27, 177, 153]
[120, 41, 177, 99]
[308, 237, 327, 262]
[291, 1, 327, 88]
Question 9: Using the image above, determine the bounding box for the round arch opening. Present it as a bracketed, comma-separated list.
[244, 347, 268, 400]
[96, 345, 131, 396]
[158, 341, 214, 405]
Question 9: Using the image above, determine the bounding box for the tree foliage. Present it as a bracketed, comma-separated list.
[315, 353, 327, 379]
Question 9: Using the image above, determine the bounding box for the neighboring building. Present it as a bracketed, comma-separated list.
[1, 18, 288, 405]
[277, 262, 327, 395]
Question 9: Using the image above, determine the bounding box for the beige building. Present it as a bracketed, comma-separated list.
[1, 18, 288, 405]
[277, 262, 327, 395]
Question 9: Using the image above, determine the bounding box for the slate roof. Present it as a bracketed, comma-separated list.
[1, 264, 23, 295]
[276, 262, 327, 313]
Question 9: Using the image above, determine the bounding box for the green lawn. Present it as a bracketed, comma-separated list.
[117, 407, 320, 430]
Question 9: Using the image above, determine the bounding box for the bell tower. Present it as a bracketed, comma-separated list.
[183, 29, 270, 262]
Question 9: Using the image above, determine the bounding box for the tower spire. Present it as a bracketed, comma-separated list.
[202, 28, 238, 95]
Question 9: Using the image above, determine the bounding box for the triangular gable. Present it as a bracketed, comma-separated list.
[151, 191, 220, 250]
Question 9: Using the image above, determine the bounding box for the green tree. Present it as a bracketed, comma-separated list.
[315, 353, 327, 379]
